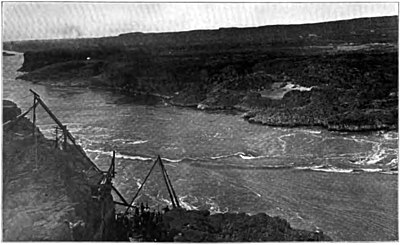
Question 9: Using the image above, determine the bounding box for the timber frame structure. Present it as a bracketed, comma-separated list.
[3, 89, 180, 214]
[124, 156, 181, 215]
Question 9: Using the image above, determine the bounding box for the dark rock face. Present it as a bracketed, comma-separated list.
[158, 209, 331, 242]
[3, 51, 15, 56]
[2, 100, 116, 241]
[9, 16, 399, 132]
[3, 100, 21, 123]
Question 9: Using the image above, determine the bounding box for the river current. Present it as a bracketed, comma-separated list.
[2, 53, 398, 241]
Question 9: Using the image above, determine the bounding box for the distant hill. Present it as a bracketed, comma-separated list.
[117, 15, 398, 47]
[3, 16, 398, 53]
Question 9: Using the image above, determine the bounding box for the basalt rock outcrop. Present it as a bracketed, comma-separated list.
[6, 16, 398, 131]
[2, 100, 116, 241]
[160, 209, 331, 242]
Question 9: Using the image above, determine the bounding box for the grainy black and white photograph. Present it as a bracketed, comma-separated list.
[2, 1, 398, 242]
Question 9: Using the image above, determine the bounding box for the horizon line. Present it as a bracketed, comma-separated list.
[3, 14, 398, 43]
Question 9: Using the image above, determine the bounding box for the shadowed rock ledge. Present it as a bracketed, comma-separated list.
[2, 100, 116, 241]
[158, 209, 331, 242]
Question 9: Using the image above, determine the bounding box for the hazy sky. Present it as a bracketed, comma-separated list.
[2, 2, 398, 41]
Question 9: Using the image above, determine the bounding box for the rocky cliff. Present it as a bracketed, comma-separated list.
[2, 100, 116, 241]
[160, 209, 331, 242]
[7, 16, 398, 131]
[122, 208, 331, 242]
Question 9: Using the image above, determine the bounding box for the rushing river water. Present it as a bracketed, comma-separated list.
[3, 52, 398, 241]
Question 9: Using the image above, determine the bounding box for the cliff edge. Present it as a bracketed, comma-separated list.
[161, 209, 331, 241]
[2, 100, 116, 241]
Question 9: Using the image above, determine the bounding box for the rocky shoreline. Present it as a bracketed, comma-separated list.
[16, 51, 398, 132]
[8, 16, 397, 132]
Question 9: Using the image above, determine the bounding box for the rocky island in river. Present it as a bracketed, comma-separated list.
[5, 15, 398, 132]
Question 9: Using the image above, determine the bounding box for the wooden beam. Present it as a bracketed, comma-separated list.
[124, 158, 159, 215]
[112, 186, 130, 207]
[29, 89, 40, 98]
[158, 156, 176, 208]
[35, 97, 65, 129]
[159, 157, 180, 208]
[114, 201, 136, 208]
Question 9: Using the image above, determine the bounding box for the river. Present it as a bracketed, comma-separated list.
[2, 52, 398, 241]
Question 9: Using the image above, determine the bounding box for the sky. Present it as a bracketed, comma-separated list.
[2, 2, 398, 41]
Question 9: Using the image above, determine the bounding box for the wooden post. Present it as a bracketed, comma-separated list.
[63, 125, 68, 150]
[112, 150, 116, 177]
[32, 96, 36, 137]
[55, 126, 58, 148]
[158, 156, 176, 208]
[106, 150, 116, 178]
[33, 95, 38, 171]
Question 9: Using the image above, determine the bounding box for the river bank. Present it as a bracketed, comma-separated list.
[14, 47, 398, 132]
[7, 15, 398, 132]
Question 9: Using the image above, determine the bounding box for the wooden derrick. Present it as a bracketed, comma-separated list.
[24, 90, 181, 221]
[123, 156, 181, 214]
[27, 89, 132, 209]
